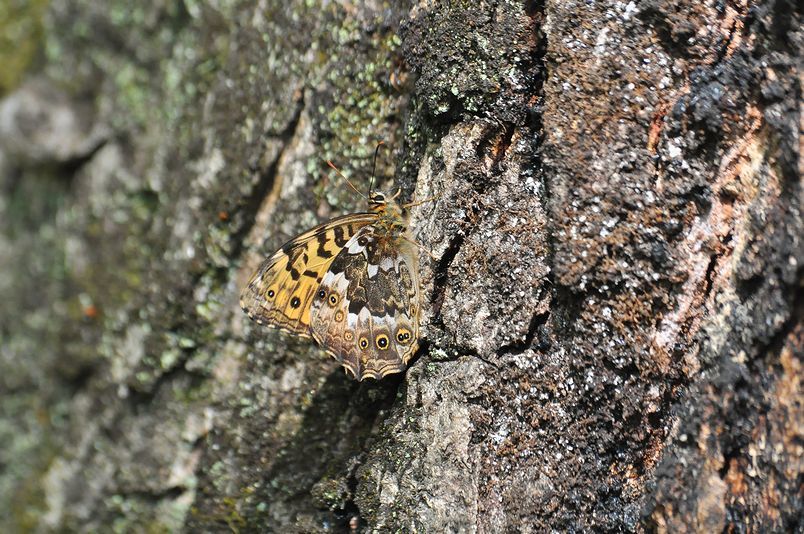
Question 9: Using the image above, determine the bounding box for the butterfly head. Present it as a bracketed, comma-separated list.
[368, 187, 401, 206]
[368, 191, 387, 206]
[368, 189, 405, 224]
[369, 188, 402, 207]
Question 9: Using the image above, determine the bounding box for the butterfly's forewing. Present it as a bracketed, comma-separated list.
[310, 225, 421, 380]
[240, 214, 377, 336]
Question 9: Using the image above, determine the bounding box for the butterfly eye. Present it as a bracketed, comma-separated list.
[328, 294, 339, 306]
[266, 289, 276, 299]
[290, 296, 301, 308]
[359, 337, 369, 350]
[334, 311, 344, 322]
[317, 289, 326, 299]
[375, 334, 389, 350]
[396, 328, 411, 344]
[344, 331, 354, 341]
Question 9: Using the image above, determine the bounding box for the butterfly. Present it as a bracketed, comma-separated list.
[240, 186, 421, 381]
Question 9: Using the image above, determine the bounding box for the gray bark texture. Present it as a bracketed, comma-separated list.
[0, 0, 801, 532]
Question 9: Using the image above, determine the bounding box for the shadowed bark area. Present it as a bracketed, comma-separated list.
[0, 1, 799, 532]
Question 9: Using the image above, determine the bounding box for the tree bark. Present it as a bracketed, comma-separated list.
[0, 0, 800, 532]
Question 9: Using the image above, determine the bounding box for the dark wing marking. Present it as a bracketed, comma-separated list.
[240, 213, 377, 335]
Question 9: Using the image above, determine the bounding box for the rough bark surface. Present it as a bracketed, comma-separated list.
[0, 1, 800, 532]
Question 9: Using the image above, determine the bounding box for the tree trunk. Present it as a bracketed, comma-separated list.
[1, 0, 800, 532]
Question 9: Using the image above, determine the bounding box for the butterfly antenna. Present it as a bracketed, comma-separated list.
[326, 160, 367, 200]
[369, 140, 385, 196]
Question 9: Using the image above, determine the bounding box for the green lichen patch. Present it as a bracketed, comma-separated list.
[0, 0, 47, 95]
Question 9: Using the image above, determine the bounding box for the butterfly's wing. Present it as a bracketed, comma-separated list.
[310, 225, 421, 380]
[240, 214, 378, 337]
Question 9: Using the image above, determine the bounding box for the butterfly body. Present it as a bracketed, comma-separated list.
[241, 191, 420, 380]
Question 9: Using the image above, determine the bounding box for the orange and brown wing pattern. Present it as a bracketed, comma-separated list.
[240, 213, 377, 336]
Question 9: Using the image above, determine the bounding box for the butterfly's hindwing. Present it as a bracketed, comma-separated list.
[240, 214, 377, 336]
[310, 226, 421, 380]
